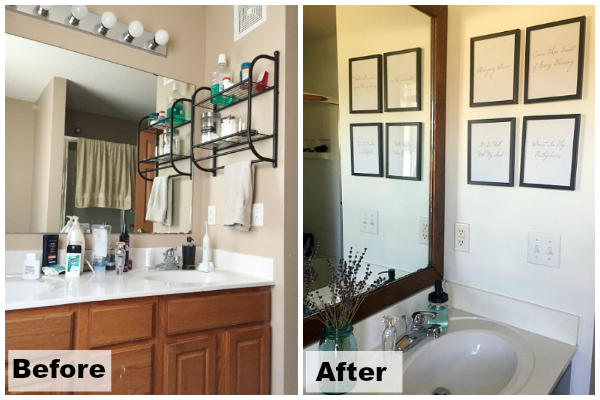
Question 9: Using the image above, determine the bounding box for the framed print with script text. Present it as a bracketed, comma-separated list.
[349, 54, 382, 113]
[350, 123, 383, 177]
[468, 118, 516, 186]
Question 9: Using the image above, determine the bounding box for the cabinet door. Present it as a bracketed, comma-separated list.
[164, 335, 217, 395]
[222, 324, 270, 395]
[92, 344, 155, 395]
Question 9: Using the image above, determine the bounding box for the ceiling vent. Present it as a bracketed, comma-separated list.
[234, 5, 267, 42]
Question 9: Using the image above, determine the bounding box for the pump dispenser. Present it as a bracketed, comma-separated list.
[182, 237, 196, 270]
[66, 216, 85, 277]
[210, 54, 233, 106]
[382, 316, 399, 351]
[428, 280, 449, 332]
[61, 216, 74, 233]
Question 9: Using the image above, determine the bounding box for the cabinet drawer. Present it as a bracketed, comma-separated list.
[5, 312, 74, 361]
[88, 300, 155, 348]
[164, 289, 270, 335]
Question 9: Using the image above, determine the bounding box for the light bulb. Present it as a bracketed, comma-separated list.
[36, 5, 53, 17]
[71, 5, 88, 20]
[101, 11, 117, 29]
[128, 21, 144, 38]
[155, 29, 169, 45]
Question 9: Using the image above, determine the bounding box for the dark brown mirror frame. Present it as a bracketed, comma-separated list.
[303, 5, 447, 347]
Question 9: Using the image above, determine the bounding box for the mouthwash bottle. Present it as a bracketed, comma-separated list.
[428, 280, 449, 332]
[210, 54, 233, 107]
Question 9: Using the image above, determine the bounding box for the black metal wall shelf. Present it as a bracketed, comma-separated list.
[191, 51, 279, 176]
[137, 98, 193, 182]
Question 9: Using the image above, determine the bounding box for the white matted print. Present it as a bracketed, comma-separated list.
[350, 123, 383, 177]
[520, 114, 580, 190]
[525, 16, 586, 103]
[468, 118, 516, 186]
[384, 48, 421, 111]
[470, 30, 520, 106]
[349, 55, 382, 113]
[386, 123, 422, 180]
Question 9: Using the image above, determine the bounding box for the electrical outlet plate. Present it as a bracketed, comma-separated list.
[251, 203, 263, 227]
[527, 232, 561, 268]
[207, 206, 216, 225]
[360, 209, 379, 235]
[454, 222, 470, 252]
[419, 217, 429, 245]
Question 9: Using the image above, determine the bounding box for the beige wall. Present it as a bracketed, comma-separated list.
[29, 77, 66, 233]
[5, 5, 298, 395]
[336, 6, 431, 271]
[5, 98, 36, 232]
[200, 5, 297, 394]
[303, 35, 339, 98]
[445, 5, 594, 394]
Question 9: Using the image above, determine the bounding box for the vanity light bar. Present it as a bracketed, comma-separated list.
[5, 5, 169, 57]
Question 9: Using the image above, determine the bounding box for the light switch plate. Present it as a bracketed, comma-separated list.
[207, 206, 216, 225]
[419, 218, 429, 245]
[251, 203, 263, 226]
[360, 209, 379, 235]
[528, 232, 561, 268]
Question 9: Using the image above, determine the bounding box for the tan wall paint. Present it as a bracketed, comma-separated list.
[5, 5, 298, 394]
[29, 77, 66, 233]
[200, 5, 298, 394]
[5, 98, 36, 232]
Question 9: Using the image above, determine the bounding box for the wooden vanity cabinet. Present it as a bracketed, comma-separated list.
[5, 286, 271, 396]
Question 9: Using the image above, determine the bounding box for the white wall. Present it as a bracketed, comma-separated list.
[336, 6, 431, 271]
[445, 5, 595, 394]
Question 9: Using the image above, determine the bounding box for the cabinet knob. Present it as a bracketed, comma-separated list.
[137, 228, 144, 233]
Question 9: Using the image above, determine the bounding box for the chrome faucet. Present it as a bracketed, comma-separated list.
[155, 248, 180, 270]
[395, 311, 441, 352]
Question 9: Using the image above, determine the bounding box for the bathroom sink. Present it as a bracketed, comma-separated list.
[5, 277, 65, 298]
[144, 270, 231, 284]
[402, 317, 535, 395]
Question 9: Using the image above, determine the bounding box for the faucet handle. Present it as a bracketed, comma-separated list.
[164, 248, 176, 257]
[401, 315, 408, 331]
[411, 311, 437, 325]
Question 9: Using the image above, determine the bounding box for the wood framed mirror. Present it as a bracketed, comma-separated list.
[303, 5, 447, 346]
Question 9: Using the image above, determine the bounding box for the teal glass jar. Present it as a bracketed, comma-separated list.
[428, 280, 449, 332]
[318, 324, 357, 352]
[318, 324, 357, 394]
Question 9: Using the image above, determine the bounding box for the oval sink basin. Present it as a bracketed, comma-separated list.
[5, 277, 65, 298]
[144, 270, 231, 284]
[403, 318, 534, 395]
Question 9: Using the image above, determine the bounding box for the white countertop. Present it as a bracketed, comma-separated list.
[5, 268, 273, 311]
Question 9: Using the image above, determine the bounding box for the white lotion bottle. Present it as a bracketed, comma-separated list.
[199, 221, 214, 272]
[23, 253, 41, 280]
[66, 216, 85, 277]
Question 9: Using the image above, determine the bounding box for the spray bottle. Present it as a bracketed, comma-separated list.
[198, 221, 214, 272]
[66, 216, 85, 277]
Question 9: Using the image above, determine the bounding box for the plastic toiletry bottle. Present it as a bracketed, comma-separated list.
[43, 234, 59, 267]
[120, 223, 130, 271]
[428, 280, 449, 332]
[66, 245, 82, 277]
[115, 242, 126, 275]
[240, 62, 251, 90]
[202, 221, 210, 265]
[210, 54, 233, 106]
[182, 237, 196, 270]
[61, 215, 74, 233]
[167, 82, 185, 124]
[23, 253, 41, 280]
[382, 316, 399, 351]
[67, 216, 85, 275]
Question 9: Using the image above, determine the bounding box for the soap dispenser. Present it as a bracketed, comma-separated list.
[428, 280, 449, 332]
[382, 316, 399, 351]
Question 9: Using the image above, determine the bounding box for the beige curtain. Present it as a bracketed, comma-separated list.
[75, 138, 137, 210]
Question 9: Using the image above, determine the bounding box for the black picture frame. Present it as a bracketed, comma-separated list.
[385, 122, 422, 180]
[470, 30, 520, 107]
[384, 48, 422, 112]
[349, 54, 382, 113]
[350, 123, 383, 177]
[519, 114, 581, 190]
[524, 16, 586, 103]
[467, 118, 516, 186]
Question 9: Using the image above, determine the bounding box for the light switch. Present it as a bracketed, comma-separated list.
[251, 203, 263, 226]
[527, 232, 561, 268]
[360, 209, 378, 235]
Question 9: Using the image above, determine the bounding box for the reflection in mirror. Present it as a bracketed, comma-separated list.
[5, 34, 195, 234]
[303, 5, 432, 316]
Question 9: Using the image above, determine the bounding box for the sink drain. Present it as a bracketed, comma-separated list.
[433, 387, 450, 395]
